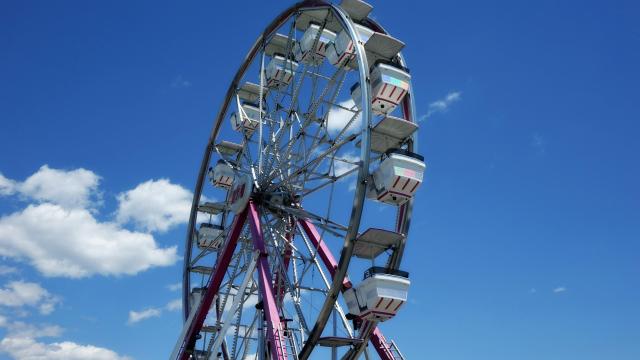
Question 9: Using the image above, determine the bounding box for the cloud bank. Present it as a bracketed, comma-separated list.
[0, 166, 188, 278]
[0, 315, 131, 360]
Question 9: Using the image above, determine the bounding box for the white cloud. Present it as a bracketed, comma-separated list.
[116, 179, 193, 233]
[166, 282, 181, 292]
[326, 99, 362, 134]
[0, 167, 179, 278]
[127, 308, 162, 324]
[0, 318, 63, 339]
[0, 281, 60, 315]
[128, 298, 183, 324]
[0, 315, 130, 359]
[333, 153, 359, 177]
[325, 152, 359, 191]
[553, 286, 566, 293]
[171, 75, 191, 88]
[0, 203, 177, 278]
[165, 299, 182, 312]
[0, 336, 131, 360]
[7, 165, 101, 210]
[0, 265, 18, 276]
[420, 91, 462, 121]
[0, 173, 16, 196]
[531, 132, 546, 154]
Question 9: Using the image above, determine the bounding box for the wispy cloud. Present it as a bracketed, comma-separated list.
[165, 299, 182, 312]
[0, 173, 16, 196]
[0, 316, 63, 338]
[171, 75, 191, 88]
[166, 283, 181, 292]
[0, 265, 18, 276]
[531, 132, 546, 154]
[127, 298, 182, 324]
[419, 91, 462, 121]
[0, 315, 131, 359]
[127, 308, 161, 325]
[553, 286, 567, 293]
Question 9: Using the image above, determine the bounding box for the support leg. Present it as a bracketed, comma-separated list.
[298, 218, 397, 360]
[174, 208, 249, 360]
[248, 201, 288, 360]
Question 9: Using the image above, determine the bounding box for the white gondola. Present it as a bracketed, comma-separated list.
[326, 23, 374, 68]
[367, 149, 425, 205]
[237, 82, 268, 103]
[339, 0, 373, 22]
[197, 201, 227, 215]
[355, 115, 418, 153]
[214, 140, 243, 156]
[265, 54, 299, 89]
[353, 228, 404, 259]
[265, 33, 294, 57]
[230, 103, 263, 135]
[351, 62, 411, 115]
[294, 22, 337, 65]
[197, 223, 224, 250]
[343, 267, 410, 322]
[189, 287, 204, 312]
[208, 160, 235, 189]
[362, 32, 405, 69]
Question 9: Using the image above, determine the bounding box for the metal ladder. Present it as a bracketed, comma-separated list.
[388, 340, 406, 360]
[279, 327, 300, 360]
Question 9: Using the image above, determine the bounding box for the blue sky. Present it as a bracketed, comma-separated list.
[1, 0, 639, 359]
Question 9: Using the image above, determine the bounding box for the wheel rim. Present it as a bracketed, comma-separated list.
[177, 2, 419, 359]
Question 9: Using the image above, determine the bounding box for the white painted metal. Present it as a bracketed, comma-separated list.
[197, 223, 225, 250]
[170, 288, 204, 360]
[327, 24, 374, 68]
[343, 273, 409, 322]
[363, 32, 405, 67]
[230, 103, 263, 134]
[180, 1, 419, 359]
[294, 22, 337, 65]
[210, 161, 235, 189]
[265, 55, 299, 89]
[368, 151, 425, 205]
[351, 62, 411, 115]
[353, 228, 404, 259]
[357, 115, 418, 153]
[207, 251, 260, 359]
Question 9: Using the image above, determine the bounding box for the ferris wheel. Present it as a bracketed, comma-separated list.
[171, 1, 426, 359]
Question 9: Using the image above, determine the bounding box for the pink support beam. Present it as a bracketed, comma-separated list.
[247, 201, 288, 360]
[370, 327, 397, 360]
[175, 208, 248, 360]
[297, 218, 352, 289]
[274, 216, 294, 307]
[298, 218, 397, 360]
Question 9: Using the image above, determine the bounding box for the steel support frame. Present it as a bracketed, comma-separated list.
[209, 250, 260, 356]
[273, 216, 294, 306]
[176, 208, 249, 360]
[179, 3, 417, 360]
[297, 218, 396, 360]
[175, 208, 400, 360]
[248, 201, 288, 360]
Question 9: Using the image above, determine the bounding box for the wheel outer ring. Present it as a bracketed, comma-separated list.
[181, 1, 413, 358]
